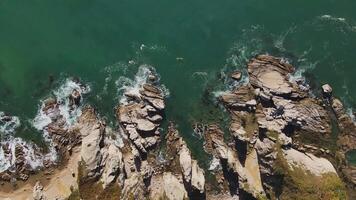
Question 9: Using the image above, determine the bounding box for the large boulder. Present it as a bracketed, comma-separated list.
[78, 108, 105, 179]
[248, 55, 306, 99]
[283, 148, 337, 176]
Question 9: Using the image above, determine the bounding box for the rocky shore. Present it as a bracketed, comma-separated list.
[0, 56, 355, 199]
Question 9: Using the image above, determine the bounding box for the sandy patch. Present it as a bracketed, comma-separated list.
[0, 148, 80, 200]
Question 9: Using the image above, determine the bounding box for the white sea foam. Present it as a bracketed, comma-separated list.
[53, 79, 91, 126]
[0, 112, 20, 136]
[31, 79, 91, 169]
[0, 137, 45, 173]
[116, 65, 169, 105]
[209, 157, 222, 171]
[317, 14, 356, 33]
[33, 79, 90, 131]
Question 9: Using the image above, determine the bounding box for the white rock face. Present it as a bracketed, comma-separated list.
[283, 148, 337, 176]
[80, 122, 105, 178]
[179, 145, 192, 182]
[163, 172, 188, 200]
[191, 160, 205, 194]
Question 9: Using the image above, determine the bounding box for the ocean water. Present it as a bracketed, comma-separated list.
[0, 0, 356, 165]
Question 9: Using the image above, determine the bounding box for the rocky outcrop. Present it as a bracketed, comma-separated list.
[165, 124, 206, 197]
[117, 75, 164, 154]
[78, 107, 106, 179]
[203, 125, 265, 199]
[218, 55, 348, 199]
[248, 55, 306, 99]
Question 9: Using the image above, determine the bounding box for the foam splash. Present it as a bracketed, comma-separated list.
[0, 113, 45, 173]
[0, 137, 44, 173]
[0, 112, 20, 136]
[116, 65, 169, 105]
[31, 78, 91, 169]
[33, 79, 90, 131]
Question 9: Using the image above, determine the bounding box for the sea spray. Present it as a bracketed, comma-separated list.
[0, 112, 20, 136]
[31, 78, 91, 166]
[0, 114, 43, 173]
[116, 65, 170, 105]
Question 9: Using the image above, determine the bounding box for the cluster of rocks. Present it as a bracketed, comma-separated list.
[218, 55, 346, 198]
[203, 124, 265, 199]
[0, 113, 42, 183]
[0, 79, 88, 185]
[2, 58, 355, 199]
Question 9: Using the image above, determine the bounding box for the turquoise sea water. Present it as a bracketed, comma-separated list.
[0, 0, 355, 162]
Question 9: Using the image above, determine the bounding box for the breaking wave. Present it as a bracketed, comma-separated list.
[116, 65, 170, 105]
[33, 79, 91, 131]
[0, 114, 44, 173]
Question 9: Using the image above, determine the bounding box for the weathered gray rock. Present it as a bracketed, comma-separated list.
[33, 181, 47, 200]
[101, 143, 124, 188]
[121, 173, 146, 200]
[78, 108, 105, 179]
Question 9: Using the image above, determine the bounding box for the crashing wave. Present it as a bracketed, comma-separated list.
[0, 112, 20, 136]
[0, 114, 45, 173]
[0, 137, 43, 173]
[116, 65, 170, 105]
[33, 79, 90, 131]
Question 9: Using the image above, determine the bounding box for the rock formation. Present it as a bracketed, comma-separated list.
[1, 58, 354, 200]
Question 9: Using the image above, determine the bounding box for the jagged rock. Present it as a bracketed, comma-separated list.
[144, 136, 159, 149]
[231, 71, 242, 81]
[69, 89, 81, 107]
[101, 143, 124, 188]
[254, 138, 277, 175]
[256, 97, 330, 134]
[332, 98, 344, 117]
[1, 173, 11, 181]
[278, 133, 292, 147]
[220, 86, 255, 111]
[230, 122, 248, 142]
[248, 55, 305, 98]
[121, 173, 146, 200]
[147, 114, 163, 122]
[191, 160, 205, 194]
[33, 181, 47, 200]
[140, 161, 153, 181]
[204, 125, 265, 198]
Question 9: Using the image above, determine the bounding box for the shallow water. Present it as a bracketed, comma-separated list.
[0, 0, 355, 163]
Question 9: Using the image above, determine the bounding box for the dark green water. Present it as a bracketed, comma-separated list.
[0, 0, 356, 160]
